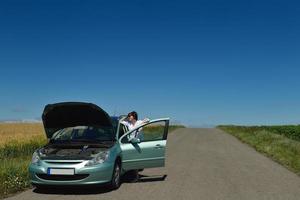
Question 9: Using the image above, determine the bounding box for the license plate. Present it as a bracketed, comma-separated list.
[47, 168, 75, 175]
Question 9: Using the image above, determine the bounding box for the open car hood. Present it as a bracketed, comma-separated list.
[42, 102, 113, 138]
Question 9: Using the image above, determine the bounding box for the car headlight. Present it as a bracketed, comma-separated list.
[31, 151, 40, 165]
[85, 151, 109, 166]
[31, 148, 45, 165]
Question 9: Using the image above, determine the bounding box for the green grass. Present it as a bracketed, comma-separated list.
[0, 157, 32, 197]
[0, 139, 47, 198]
[0, 139, 46, 159]
[260, 125, 300, 141]
[0, 125, 184, 199]
[218, 125, 300, 175]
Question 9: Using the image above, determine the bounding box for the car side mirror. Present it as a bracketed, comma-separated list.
[130, 137, 140, 144]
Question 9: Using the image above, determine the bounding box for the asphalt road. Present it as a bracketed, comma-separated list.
[6, 128, 300, 200]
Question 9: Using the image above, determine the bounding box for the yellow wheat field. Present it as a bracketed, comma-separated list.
[0, 123, 46, 146]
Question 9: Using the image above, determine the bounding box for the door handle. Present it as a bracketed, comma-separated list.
[154, 144, 163, 149]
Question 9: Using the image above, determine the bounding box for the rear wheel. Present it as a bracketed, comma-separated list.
[109, 161, 121, 190]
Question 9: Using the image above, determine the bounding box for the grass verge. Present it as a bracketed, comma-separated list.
[218, 125, 300, 175]
[0, 138, 47, 198]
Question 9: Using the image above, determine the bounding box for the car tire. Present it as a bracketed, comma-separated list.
[109, 161, 121, 190]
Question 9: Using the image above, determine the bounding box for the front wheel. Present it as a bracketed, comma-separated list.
[109, 162, 121, 190]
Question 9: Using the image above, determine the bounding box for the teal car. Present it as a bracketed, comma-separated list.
[29, 102, 169, 189]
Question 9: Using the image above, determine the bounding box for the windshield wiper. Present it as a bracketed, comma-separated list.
[70, 139, 114, 143]
[50, 139, 114, 145]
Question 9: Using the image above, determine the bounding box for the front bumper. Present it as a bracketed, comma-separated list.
[29, 160, 114, 186]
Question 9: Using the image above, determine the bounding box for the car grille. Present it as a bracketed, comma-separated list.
[36, 174, 89, 181]
[44, 161, 82, 165]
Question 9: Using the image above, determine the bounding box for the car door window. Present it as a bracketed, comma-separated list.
[118, 124, 126, 139]
[121, 120, 168, 143]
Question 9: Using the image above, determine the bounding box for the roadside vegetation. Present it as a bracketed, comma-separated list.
[218, 125, 300, 175]
[168, 125, 185, 132]
[0, 123, 47, 198]
[0, 123, 184, 199]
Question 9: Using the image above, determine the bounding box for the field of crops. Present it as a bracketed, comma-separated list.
[0, 123, 46, 146]
[218, 125, 300, 175]
[0, 123, 184, 198]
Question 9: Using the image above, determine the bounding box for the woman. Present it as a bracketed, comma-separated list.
[122, 111, 149, 130]
[122, 111, 149, 140]
[121, 111, 149, 182]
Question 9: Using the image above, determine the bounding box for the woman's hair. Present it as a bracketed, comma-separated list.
[127, 111, 138, 120]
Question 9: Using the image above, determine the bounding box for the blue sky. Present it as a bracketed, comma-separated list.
[0, 0, 299, 126]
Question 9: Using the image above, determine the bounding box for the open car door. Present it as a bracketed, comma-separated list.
[119, 118, 169, 171]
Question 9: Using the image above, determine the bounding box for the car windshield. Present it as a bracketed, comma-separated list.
[50, 126, 115, 143]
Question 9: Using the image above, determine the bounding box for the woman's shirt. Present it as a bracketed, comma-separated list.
[121, 120, 145, 131]
[121, 120, 147, 140]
